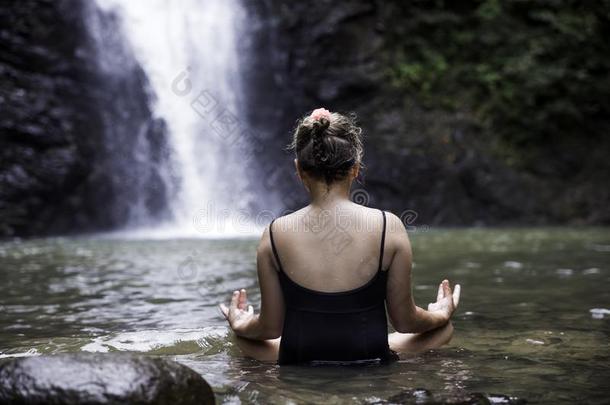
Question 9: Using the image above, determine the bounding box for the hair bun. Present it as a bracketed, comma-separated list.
[311, 116, 331, 133]
[289, 110, 363, 185]
[311, 117, 331, 165]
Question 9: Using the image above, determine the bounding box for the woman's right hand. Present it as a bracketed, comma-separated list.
[427, 279, 461, 321]
[219, 289, 256, 335]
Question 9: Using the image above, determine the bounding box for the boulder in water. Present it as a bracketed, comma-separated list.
[0, 353, 215, 405]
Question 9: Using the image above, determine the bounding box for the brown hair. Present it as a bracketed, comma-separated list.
[288, 111, 364, 184]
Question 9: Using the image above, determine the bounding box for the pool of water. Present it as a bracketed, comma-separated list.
[0, 228, 608, 403]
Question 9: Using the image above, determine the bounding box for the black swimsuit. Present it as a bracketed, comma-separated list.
[269, 209, 399, 365]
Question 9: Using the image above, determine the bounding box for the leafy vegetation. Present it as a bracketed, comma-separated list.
[384, 0, 610, 174]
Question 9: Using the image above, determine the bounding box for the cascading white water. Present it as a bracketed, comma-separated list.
[95, 0, 262, 237]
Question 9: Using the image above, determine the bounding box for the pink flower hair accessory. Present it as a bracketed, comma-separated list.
[310, 107, 332, 121]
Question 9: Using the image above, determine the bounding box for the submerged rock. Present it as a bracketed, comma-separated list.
[0, 353, 215, 405]
[379, 388, 526, 404]
[385, 388, 435, 403]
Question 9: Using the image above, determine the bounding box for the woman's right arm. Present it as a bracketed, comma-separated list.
[219, 225, 285, 340]
[385, 212, 459, 333]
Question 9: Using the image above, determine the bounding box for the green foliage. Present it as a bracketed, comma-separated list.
[385, 0, 610, 172]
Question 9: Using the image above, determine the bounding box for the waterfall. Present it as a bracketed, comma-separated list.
[94, 0, 263, 237]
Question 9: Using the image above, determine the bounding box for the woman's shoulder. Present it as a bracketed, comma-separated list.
[268, 208, 308, 233]
[351, 204, 403, 223]
[351, 206, 408, 241]
[380, 210, 405, 231]
[269, 205, 406, 236]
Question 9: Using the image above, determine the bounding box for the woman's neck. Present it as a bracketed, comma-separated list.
[308, 179, 352, 210]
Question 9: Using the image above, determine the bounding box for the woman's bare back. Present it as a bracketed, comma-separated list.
[270, 201, 389, 293]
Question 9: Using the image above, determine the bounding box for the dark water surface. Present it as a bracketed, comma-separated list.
[1, 228, 609, 404]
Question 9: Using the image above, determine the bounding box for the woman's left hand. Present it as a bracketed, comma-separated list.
[427, 280, 460, 321]
[219, 289, 256, 333]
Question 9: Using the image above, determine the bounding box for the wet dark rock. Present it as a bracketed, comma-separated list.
[0, 353, 215, 405]
[385, 388, 435, 404]
[378, 388, 526, 404]
[243, 0, 608, 226]
[0, 0, 171, 237]
[484, 394, 527, 404]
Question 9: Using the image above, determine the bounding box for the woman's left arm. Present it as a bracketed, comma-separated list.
[219, 226, 285, 340]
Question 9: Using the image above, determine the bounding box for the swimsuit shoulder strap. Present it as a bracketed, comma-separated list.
[269, 218, 284, 273]
[378, 210, 387, 272]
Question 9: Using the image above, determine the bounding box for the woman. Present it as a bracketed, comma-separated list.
[219, 108, 461, 365]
